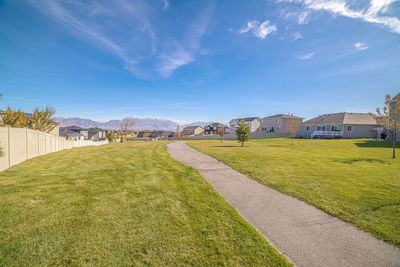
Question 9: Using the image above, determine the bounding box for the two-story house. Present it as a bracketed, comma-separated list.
[229, 117, 260, 133]
[204, 123, 229, 135]
[183, 126, 204, 136]
[259, 114, 303, 135]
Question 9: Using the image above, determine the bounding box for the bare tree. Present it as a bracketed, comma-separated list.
[375, 94, 400, 159]
[120, 118, 135, 145]
[287, 114, 301, 144]
[219, 126, 225, 143]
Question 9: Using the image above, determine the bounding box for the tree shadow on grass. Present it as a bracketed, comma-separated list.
[212, 145, 238, 147]
[355, 140, 400, 148]
[358, 202, 400, 214]
[331, 158, 387, 164]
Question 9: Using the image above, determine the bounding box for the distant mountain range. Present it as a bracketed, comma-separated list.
[53, 116, 217, 131]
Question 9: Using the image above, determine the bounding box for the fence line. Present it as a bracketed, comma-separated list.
[0, 126, 108, 171]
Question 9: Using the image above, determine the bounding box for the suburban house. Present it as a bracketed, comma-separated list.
[297, 112, 382, 139]
[204, 123, 229, 135]
[149, 131, 173, 139]
[259, 114, 304, 136]
[87, 127, 108, 141]
[229, 117, 260, 133]
[60, 128, 85, 140]
[61, 126, 89, 139]
[138, 130, 153, 138]
[183, 126, 204, 136]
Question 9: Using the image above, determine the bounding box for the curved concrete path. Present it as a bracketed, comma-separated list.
[167, 141, 400, 267]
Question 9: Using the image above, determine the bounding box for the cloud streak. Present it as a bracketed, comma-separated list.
[239, 20, 277, 39]
[354, 42, 368, 51]
[29, 0, 212, 78]
[279, 0, 400, 34]
[295, 51, 317, 59]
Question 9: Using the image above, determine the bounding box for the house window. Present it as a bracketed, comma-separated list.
[269, 127, 274, 132]
[306, 126, 311, 131]
[347, 125, 353, 132]
[331, 125, 338, 131]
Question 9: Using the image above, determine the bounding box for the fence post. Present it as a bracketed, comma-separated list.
[25, 127, 28, 160]
[37, 130, 40, 156]
[7, 126, 11, 169]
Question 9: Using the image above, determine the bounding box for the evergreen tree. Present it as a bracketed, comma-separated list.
[235, 119, 250, 147]
[107, 131, 114, 143]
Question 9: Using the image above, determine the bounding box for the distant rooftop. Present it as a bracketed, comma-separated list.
[263, 114, 304, 120]
[302, 112, 378, 125]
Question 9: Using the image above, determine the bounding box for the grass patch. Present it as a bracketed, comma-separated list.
[188, 139, 400, 248]
[0, 142, 290, 266]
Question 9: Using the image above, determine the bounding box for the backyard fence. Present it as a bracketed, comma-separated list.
[0, 126, 108, 171]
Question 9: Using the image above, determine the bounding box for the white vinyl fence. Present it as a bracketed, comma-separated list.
[0, 126, 108, 171]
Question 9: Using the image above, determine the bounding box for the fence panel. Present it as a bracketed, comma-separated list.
[27, 129, 39, 159]
[0, 127, 9, 171]
[9, 128, 27, 167]
[0, 127, 108, 171]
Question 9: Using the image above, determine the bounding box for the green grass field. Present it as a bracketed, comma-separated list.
[0, 142, 291, 266]
[188, 139, 400, 248]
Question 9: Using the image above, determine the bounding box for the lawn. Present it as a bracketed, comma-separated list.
[188, 138, 400, 248]
[0, 142, 291, 266]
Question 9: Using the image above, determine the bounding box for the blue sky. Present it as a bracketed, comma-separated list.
[0, 0, 399, 123]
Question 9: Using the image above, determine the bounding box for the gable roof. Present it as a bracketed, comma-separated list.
[263, 114, 303, 120]
[183, 126, 203, 130]
[207, 123, 228, 127]
[302, 113, 377, 125]
[230, 117, 260, 122]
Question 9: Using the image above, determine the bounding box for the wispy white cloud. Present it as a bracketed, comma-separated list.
[162, 0, 169, 10]
[29, 0, 213, 78]
[158, 48, 194, 77]
[157, 3, 214, 77]
[278, 0, 400, 34]
[295, 51, 317, 59]
[239, 20, 277, 39]
[282, 10, 311, 24]
[292, 32, 303, 40]
[354, 42, 368, 50]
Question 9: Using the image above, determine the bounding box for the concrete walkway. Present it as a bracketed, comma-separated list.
[167, 141, 400, 267]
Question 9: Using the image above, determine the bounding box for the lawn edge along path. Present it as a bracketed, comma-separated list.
[167, 141, 400, 267]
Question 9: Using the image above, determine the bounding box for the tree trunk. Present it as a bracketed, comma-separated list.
[241, 141, 244, 147]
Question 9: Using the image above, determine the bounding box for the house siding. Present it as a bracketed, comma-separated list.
[259, 119, 283, 133]
[297, 124, 378, 139]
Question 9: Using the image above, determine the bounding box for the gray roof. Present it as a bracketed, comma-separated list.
[183, 126, 203, 130]
[263, 114, 303, 120]
[302, 113, 378, 125]
[207, 123, 228, 127]
[230, 117, 260, 122]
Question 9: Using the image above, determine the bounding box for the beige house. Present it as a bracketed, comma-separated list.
[259, 114, 303, 136]
[229, 117, 260, 133]
[183, 126, 204, 136]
